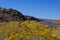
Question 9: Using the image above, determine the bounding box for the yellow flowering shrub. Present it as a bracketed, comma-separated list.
[0, 20, 57, 40]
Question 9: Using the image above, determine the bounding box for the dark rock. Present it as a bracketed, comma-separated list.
[24, 15, 44, 21]
[0, 7, 26, 22]
[0, 7, 44, 22]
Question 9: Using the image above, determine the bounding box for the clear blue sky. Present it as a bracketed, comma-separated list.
[0, 0, 60, 20]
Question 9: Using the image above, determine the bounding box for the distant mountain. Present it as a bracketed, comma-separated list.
[0, 7, 59, 28]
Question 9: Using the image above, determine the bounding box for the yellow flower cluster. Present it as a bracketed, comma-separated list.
[0, 20, 57, 40]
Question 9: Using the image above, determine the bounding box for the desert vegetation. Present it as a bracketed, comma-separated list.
[0, 20, 57, 40]
[0, 7, 60, 40]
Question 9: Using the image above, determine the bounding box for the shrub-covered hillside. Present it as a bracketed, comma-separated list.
[0, 7, 60, 40]
[0, 20, 57, 40]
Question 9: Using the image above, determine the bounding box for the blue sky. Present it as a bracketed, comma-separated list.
[0, 0, 60, 20]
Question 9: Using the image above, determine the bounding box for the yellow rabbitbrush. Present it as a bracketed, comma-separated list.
[0, 20, 57, 40]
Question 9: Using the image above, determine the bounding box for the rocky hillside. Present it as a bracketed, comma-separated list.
[0, 7, 44, 22]
[0, 7, 59, 28]
[0, 7, 59, 40]
[0, 7, 26, 22]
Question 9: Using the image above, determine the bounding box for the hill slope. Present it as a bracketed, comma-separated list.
[0, 21, 57, 40]
[0, 7, 59, 40]
[0, 7, 59, 28]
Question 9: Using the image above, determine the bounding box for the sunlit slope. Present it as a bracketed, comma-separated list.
[0, 20, 57, 40]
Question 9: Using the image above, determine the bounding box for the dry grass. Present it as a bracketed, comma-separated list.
[51, 20, 60, 25]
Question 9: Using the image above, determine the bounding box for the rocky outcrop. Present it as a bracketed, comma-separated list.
[0, 7, 26, 22]
[24, 15, 44, 21]
[0, 7, 44, 22]
[0, 7, 58, 28]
